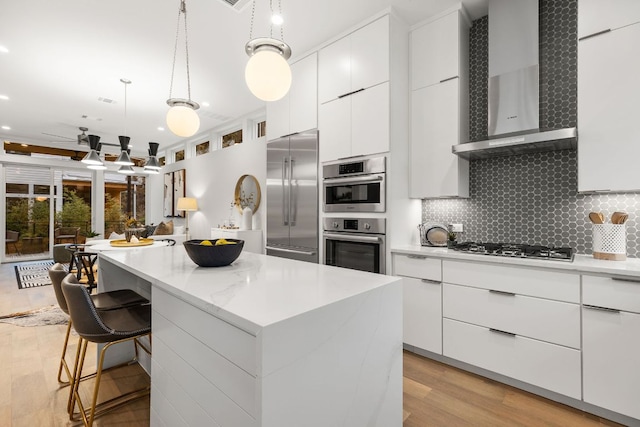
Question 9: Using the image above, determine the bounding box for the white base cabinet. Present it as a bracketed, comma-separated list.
[211, 228, 263, 254]
[393, 253, 442, 354]
[582, 274, 640, 420]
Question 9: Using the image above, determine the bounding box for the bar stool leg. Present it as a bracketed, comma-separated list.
[57, 320, 73, 384]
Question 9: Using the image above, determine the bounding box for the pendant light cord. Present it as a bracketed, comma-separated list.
[169, 0, 192, 102]
[248, 0, 285, 42]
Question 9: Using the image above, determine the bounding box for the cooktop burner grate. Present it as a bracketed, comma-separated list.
[452, 242, 574, 261]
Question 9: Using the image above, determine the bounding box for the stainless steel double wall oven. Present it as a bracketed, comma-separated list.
[322, 156, 387, 274]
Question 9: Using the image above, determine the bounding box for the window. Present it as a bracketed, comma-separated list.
[222, 129, 243, 148]
[257, 121, 266, 138]
[175, 149, 185, 162]
[159, 156, 166, 166]
[196, 141, 210, 156]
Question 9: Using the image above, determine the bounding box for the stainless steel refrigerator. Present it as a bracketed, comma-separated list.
[266, 129, 318, 263]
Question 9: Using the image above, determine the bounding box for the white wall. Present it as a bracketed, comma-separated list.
[147, 137, 267, 241]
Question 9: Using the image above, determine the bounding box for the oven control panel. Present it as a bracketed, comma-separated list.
[323, 218, 385, 234]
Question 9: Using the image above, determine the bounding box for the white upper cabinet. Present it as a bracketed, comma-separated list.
[578, 0, 640, 39]
[409, 8, 470, 198]
[411, 79, 468, 198]
[318, 16, 389, 104]
[266, 53, 318, 141]
[411, 10, 459, 90]
[577, 22, 640, 192]
[319, 81, 389, 162]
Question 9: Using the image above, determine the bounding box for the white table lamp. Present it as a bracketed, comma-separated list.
[177, 197, 198, 240]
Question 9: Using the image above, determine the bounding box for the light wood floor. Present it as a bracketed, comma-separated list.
[0, 261, 624, 426]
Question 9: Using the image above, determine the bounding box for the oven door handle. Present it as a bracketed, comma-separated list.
[323, 233, 383, 243]
[323, 175, 384, 185]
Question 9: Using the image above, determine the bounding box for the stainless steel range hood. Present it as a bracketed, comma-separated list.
[452, 0, 577, 160]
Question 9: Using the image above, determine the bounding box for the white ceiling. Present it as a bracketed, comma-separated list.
[0, 0, 487, 156]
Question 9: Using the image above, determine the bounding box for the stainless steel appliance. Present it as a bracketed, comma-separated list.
[266, 129, 319, 263]
[323, 157, 385, 213]
[452, 242, 575, 262]
[323, 217, 386, 274]
[451, 0, 577, 159]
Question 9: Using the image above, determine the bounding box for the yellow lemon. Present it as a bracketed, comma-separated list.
[214, 238, 228, 246]
[200, 240, 213, 246]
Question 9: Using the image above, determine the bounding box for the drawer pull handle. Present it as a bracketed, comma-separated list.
[489, 290, 516, 297]
[612, 276, 640, 284]
[337, 88, 365, 99]
[439, 75, 459, 83]
[407, 255, 428, 259]
[584, 304, 621, 314]
[421, 278, 440, 285]
[578, 28, 611, 41]
[490, 328, 516, 337]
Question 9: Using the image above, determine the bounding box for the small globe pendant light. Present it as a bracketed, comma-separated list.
[245, 0, 292, 102]
[166, 0, 200, 137]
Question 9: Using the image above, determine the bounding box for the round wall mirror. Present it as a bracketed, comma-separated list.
[234, 174, 261, 213]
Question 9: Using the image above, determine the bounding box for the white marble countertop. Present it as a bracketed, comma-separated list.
[99, 246, 400, 334]
[392, 245, 640, 279]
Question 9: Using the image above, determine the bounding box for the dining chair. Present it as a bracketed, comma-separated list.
[62, 274, 151, 426]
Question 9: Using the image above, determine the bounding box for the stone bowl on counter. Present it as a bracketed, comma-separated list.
[183, 239, 244, 267]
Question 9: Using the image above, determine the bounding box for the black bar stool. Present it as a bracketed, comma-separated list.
[62, 273, 151, 426]
[48, 263, 148, 415]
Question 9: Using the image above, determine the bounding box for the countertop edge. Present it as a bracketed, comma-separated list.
[391, 245, 640, 279]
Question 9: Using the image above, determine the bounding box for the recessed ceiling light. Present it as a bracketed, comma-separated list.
[201, 101, 210, 107]
[0, 46, 8, 53]
[2, 126, 11, 130]
[21, 143, 28, 147]
[0, 95, 8, 100]
[271, 14, 283, 25]
[157, 127, 165, 131]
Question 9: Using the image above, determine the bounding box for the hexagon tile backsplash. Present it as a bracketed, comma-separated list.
[422, 150, 640, 258]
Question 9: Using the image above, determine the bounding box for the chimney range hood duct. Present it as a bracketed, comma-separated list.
[452, 0, 577, 159]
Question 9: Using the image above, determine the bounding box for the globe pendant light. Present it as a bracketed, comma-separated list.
[166, 0, 200, 137]
[81, 134, 103, 166]
[245, 0, 292, 101]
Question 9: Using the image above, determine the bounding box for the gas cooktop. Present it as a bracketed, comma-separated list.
[452, 242, 575, 262]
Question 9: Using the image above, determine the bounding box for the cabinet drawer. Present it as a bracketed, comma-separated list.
[393, 253, 441, 281]
[443, 319, 581, 399]
[443, 284, 580, 348]
[153, 288, 257, 374]
[583, 274, 640, 313]
[443, 260, 579, 303]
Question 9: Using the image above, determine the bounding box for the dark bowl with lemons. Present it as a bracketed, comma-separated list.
[183, 239, 244, 267]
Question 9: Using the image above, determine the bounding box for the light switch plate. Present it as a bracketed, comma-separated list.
[450, 223, 464, 233]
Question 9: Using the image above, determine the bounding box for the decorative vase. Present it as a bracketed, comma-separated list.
[241, 207, 253, 230]
[124, 227, 145, 242]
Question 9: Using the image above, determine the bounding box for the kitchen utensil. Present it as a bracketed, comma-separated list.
[611, 211, 628, 224]
[418, 223, 448, 246]
[611, 211, 624, 224]
[588, 212, 604, 224]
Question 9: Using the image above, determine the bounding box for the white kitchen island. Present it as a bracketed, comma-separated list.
[97, 245, 403, 427]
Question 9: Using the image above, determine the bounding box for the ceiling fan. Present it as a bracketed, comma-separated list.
[43, 127, 120, 147]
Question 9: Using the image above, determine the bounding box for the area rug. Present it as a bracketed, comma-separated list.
[0, 305, 67, 327]
[14, 260, 55, 289]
